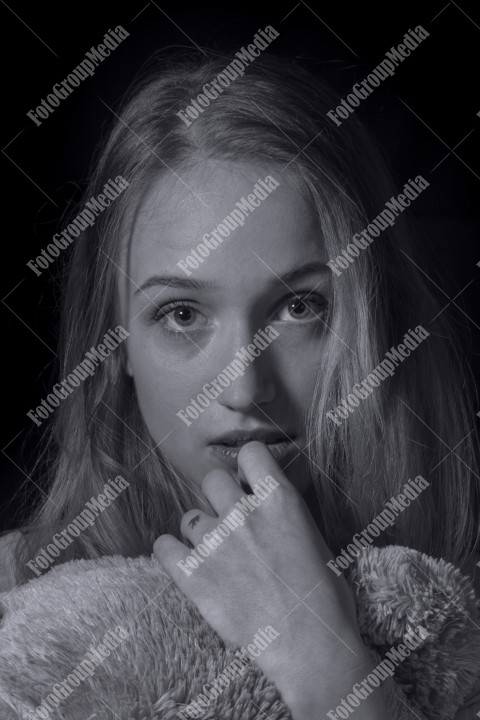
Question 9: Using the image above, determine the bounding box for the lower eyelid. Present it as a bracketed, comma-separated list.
[159, 311, 210, 334]
[280, 299, 328, 318]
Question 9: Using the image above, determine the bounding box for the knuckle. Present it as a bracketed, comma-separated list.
[267, 482, 297, 512]
[180, 509, 202, 533]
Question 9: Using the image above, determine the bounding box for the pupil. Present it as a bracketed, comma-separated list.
[176, 307, 193, 324]
[292, 300, 306, 315]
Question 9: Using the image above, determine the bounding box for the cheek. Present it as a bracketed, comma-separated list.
[276, 341, 322, 409]
[129, 353, 210, 490]
[130, 356, 203, 481]
[126, 334, 204, 437]
[127, 340, 171, 425]
[298, 359, 320, 402]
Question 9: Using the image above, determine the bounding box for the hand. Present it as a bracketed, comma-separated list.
[153, 441, 386, 719]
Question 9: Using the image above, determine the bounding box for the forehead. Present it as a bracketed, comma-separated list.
[126, 159, 326, 293]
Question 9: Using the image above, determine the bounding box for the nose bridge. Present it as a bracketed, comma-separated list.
[213, 321, 275, 410]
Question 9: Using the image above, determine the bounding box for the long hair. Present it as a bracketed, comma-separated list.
[14, 50, 479, 582]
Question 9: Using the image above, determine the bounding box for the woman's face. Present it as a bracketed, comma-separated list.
[120, 159, 331, 503]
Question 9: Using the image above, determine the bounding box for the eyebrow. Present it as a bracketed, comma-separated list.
[134, 261, 329, 295]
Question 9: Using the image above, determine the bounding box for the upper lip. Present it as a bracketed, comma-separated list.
[209, 429, 295, 446]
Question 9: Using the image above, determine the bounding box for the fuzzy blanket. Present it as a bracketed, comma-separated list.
[0, 545, 479, 720]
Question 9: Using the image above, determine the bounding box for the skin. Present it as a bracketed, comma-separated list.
[121, 159, 328, 502]
[120, 160, 386, 719]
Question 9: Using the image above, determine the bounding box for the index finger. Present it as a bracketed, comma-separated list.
[237, 440, 292, 491]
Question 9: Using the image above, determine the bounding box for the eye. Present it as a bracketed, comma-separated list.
[152, 301, 208, 334]
[277, 293, 328, 322]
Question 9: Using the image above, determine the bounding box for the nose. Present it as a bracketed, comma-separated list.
[213, 326, 276, 412]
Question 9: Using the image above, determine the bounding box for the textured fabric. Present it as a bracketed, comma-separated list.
[0, 545, 479, 719]
[453, 551, 480, 720]
[350, 547, 480, 719]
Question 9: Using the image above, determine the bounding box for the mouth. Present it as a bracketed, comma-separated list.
[208, 431, 298, 471]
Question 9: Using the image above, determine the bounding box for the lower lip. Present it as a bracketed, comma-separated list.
[209, 440, 297, 471]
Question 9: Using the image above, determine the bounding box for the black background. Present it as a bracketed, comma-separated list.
[1, 0, 479, 530]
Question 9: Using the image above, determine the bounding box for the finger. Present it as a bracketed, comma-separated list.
[180, 509, 215, 546]
[201, 468, 244, 515]
[153, 533, 194, 584]
[237, 440, 292, 491]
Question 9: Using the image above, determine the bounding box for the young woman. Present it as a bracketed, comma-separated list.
[2, 51, 479, 718]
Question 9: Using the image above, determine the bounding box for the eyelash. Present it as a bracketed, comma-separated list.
[151, 300, 198, 335]
[151, 293, 328, 337]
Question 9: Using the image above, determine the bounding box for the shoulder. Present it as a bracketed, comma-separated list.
[460, 551, 480, 599]
[0, 530, 22, 594]
[454, 552, 480, 718]
[455, 676, 480, 719]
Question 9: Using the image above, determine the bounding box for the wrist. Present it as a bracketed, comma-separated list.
[282, 659, 389, 720]
[257, 629, 387, 720]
